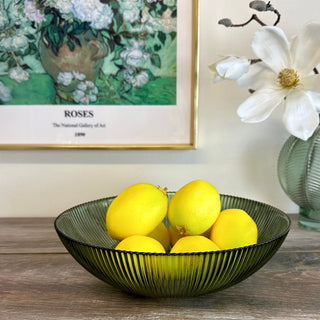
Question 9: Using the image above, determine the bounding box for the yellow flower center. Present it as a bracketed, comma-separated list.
[278, 68, 299, 88]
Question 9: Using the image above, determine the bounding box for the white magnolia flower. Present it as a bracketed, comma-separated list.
[9, 66, 30, 83]
[120, 40, 150, 68]
[0, 81, 12, 102]
[209, 56, 250, 82]
[57, 72, 73, 86]
[71, 0, 114, 29]
[237, 24, 320, 140]
[23, 1, 46, 23]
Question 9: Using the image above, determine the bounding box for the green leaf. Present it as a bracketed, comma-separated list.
[150, 53, 161, 68]
[72, 36, 81, 47]
[112, 48, 122, 61]
[8, 58, 17, 69]
[52, 45, 59, 56]
[73, 26, 84, 35]
[120, 81, 132, 94]
[0, 52, 10, 62]
[91, 28, 98, 37]
[171, 9, 177, 18]
[47, 26, 60, 46]
[67, 40, 75, 51]
[44, 33, 52, 47]
[101, 30, 110, 38]
[113, 12, 124, 31]
[29, 43, 38, 52]
[107, 38, 115, 52]
[158, 31, 166, 45]
[25, 34, 35, 40]
[170, 32, 177, 42]
[42, 13, 54, 28]
[146, 69, 156, 81]
[99, 70, 107, 82]
[153, 44, 162, 52]
[110, 0, 120, 9]
[21, 64, 31, 70]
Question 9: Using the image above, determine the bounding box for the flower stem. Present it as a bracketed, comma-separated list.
[230, 14, 267, 27]
[227, 2, 281, 28]
[272, 7, 281, 26]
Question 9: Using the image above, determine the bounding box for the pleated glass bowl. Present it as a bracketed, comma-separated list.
[54, 193, 290, 298]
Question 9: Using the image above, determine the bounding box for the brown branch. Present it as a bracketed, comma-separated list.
[230, 14, 267, 27]
[272, 8, 281, 26]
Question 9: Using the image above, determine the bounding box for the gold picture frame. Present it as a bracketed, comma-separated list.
[0, 0, 199, 149]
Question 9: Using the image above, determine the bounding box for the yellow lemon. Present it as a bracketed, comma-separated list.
[168, 225, 184, 246]
[168, 180, 221, 236]
[106, 183, 168, 240]
[170, 235, 220, 253]
[115, 235, 166, 253]
[148, 222, 170, 252]
[210, 208, 258, 250]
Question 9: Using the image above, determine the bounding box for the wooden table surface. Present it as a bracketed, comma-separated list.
[1, 215, 319, 320]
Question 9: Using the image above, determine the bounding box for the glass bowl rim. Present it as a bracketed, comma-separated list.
[54, 193, 291, 257]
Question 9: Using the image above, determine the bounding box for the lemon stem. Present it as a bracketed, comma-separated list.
[158, 186, 168, 196]
[176, 225, 190, 236]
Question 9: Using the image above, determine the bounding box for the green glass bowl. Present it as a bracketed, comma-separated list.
[54, 193, 290, 297]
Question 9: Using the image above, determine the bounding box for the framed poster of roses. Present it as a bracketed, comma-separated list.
[0, 0, 198, 149]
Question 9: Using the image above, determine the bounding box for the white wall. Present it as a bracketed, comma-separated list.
[2, 0, 318, 217]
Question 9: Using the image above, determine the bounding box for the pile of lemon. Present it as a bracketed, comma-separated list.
[106, 180, 258, 254]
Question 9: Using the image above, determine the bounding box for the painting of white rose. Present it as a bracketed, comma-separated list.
[0, 0, 177, 105]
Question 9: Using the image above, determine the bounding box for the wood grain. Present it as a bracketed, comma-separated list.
[1, 215, 319, 320]
[1, 252, 319, 320]
[0, 218, 66, 254]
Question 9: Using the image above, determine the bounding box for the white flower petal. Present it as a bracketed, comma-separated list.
[252, 26, 291, 73]
[301, 74, 320, 92]
[307, 91, 320, 112]
[216, 56, 250, 80]
[283, 90, 319, 140]
[237, 88, 286, 122]
[237, 62, 278, 90]
[209, 56, 250, 81]
[291, 23, 320, 75]
[208, 63, 221, 82]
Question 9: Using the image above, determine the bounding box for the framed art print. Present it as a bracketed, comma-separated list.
[0, 0, 198, 149]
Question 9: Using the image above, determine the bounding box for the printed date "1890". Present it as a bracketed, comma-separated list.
[75, 132, 86, 137]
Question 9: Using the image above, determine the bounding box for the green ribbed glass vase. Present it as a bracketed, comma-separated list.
[278, 126, 320, 232]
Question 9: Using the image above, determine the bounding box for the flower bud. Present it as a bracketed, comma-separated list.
[249, 1, 267, 12]
[209, 56, 250, 82]
[218, 18, 232, 27]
